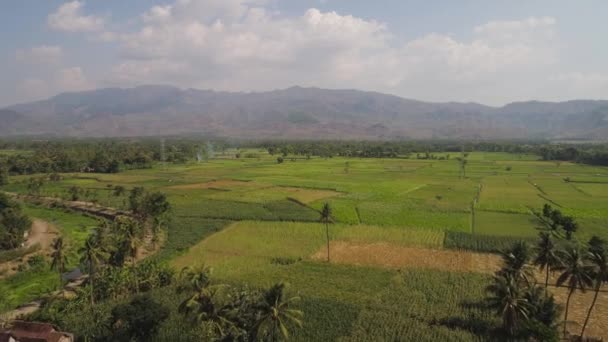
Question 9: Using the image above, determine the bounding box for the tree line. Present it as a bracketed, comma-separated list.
[0, 139, 225, 175]
[2, 139, 607, 174]
[538, 145, 608, 166]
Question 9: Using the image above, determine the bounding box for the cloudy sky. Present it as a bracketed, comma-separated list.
[1, 0, 608, 107]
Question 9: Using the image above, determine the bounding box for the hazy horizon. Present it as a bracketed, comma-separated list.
[5, 83, 608, 109]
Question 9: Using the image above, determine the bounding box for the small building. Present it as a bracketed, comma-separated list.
[0, 320, 73, 342]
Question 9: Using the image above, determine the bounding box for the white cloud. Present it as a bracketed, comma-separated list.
[18, 0, 603, 105]
[11, 44, 93, 103]
[15, 67, 93, 102]
[56, 67, 93, 91]
[16, 45, 64, 64]
[102, 0, 562, 105]
[48, 1, 104, 32]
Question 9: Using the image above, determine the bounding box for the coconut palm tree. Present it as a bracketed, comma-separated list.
[486, 273, 529, 336]
[177, 266, 238, 338]
[116, 218, 142, 266]
[79, 232, 110, 304]
[580, 249, 608, 339]
[182, 286, 236, 338]
[50, 236, 68, 288]
[177, 265, 213, 313]
[499, 241, 534, 286]
[319, 203, 332, 262]
[533, 232, 561, 295]
[556, 248, 594, 337]
[254, 282, 303, 342]
[588, 236, 606, 256]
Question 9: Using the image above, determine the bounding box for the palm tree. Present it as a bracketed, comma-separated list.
[117, 218, 142, 265]
[499, 241, 534, 286]
[556, 248, 594, 337]
[320, 203, 332, 262]
[182, 286, 236, 338]
[177, 265, 213, 313]
[580, 249, 608, 339]
[486, 273, 529, 336]
[50, 236, 68, 289]
[177, 266, 236, 338]
[79, 232, 110, 304]
[254, 282, 303, 342]
[533, 232, 561, 295]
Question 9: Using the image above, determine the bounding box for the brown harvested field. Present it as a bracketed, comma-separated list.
[166, 179, 264, 190]
[311, 241, 502, 274]
[281, 186, 341, 203]
[551, 286, 608, 340]
[545, 274, 608, 340]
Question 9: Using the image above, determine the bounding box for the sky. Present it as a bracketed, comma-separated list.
[1, 0, 608, 107]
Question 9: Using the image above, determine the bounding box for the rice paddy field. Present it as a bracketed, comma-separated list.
[3, 150, 608, 340]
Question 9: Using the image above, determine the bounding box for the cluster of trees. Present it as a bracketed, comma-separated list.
[486, 231, 608, 340]
[538, 145, 608, 166]
[177, 266, 303, 341]
[1, 142, 153, 175]
[538, 204, 578, 240]
[128, 187, 171, 244]
[0, 193, 31, 251]
[46, 187, 170, 291]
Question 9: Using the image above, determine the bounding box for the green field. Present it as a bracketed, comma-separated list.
[3, 151, 608, 340]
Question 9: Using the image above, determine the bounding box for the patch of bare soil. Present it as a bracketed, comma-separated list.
[543, 272, 608, 340]
[25, 219, 59, 249]
[311, 241, 502, 274]
[167, 179, 260, 190]
[0, 220, 59, 279]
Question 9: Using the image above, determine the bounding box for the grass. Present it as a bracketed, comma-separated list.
[444, 231, 537, 253]
[474, 211, 539, 237]
[341, 269, 494, 342]
[357, 202, 471, 232]
[154, 217, 230, 261]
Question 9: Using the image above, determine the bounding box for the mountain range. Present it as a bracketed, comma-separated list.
[2, 85, 608, 140]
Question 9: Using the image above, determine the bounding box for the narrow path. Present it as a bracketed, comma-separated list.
[0, 220, 59, 279]
[25, 219, 59, 249]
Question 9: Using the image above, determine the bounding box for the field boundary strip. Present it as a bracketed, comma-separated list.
[275, 184, 344, 192]
[569, 183, 592, 197]
[537, 193, 562, 208]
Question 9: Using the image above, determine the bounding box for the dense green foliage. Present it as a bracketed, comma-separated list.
[0, 193, 31, 250]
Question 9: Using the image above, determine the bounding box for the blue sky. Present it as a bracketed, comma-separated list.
[1, 0, 607, 107]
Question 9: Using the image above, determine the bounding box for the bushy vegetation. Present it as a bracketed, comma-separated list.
[0, 193, 31, 250]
